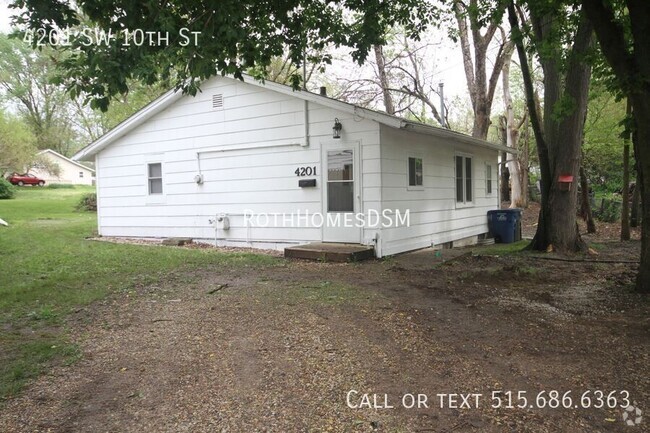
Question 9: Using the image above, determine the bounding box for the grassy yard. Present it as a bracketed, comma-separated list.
[0, 186, 279, 400]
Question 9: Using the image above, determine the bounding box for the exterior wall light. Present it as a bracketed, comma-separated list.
[333, 118, 342, 139]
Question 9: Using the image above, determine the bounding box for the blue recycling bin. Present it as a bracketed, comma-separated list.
[487, 209, 522, 243]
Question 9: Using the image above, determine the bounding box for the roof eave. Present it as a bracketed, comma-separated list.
[400, 122, 516, 154]
[39, 148, 97, 171]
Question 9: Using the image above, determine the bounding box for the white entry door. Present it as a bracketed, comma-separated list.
[322, 141, 361, 243]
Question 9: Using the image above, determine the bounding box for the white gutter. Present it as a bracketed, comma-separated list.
[401, 123, 515, 154]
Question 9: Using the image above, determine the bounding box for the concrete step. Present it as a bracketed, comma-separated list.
[284, 242, 375, 262]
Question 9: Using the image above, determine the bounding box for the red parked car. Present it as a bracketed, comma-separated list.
[7, 173, 46, 186]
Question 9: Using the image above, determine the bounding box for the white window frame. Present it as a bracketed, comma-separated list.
[145, 156, 165, 204]
[407, 155, 424, 190]
[147, 163, 163, 195]
[79, 171, 84, 178]
[455, 153, 474, 207]
[485, 163, 494, 196]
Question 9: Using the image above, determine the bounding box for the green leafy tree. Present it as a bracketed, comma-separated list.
[580, 0, 650, 293]
[0, 109, 37, 176]
[583, 85, 631, 194]
[508, 0, 594, 253]
[451, 0, 513, 139]
[0, 34, 78, 155]
[10, 0, 437, 111]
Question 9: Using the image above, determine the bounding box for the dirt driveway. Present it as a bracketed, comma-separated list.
[0, 242, 648, 432]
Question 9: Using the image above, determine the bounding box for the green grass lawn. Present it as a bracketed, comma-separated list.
[0, 186, 280, 400]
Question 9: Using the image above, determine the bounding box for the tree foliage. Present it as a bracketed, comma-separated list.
[580, 0, 650, 293]
[0, 34, 77, 155]
[509, 0, 594, 253]
[583, 85, 631, 193]
[10, 0, 438, 111]
[0, 108, 37, 176]
[450, 0, 513, 139]
[0, 178, 16, 199]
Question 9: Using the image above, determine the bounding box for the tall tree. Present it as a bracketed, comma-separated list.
[580, 0, 650, 293]
[508, 1, 594, 252]
[0, 109, 37, 176]
[334, 32, 447, 126]
[373, 45, 396, 115]
[452, 0, 512, 139]
[582, 85, 629, 193]
[501, 50, 528, 208]
[0, 35, 77, 155]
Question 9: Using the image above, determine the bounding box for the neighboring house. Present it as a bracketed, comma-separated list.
[32, 149, 95, 186]
[73, 75, 508, 257]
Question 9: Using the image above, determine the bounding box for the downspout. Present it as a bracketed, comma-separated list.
[303, 100, 310, 147]
[302, 52, 309, 147]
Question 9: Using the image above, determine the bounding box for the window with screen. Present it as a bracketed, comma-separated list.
[148, 163, 163, 195]
[408, 157, 423, 187]
[486, 164, 493, 195]
[455, 155, 473, 204]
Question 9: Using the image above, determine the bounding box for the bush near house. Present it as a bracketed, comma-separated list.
[0, 177, 16, 199]
[76, 192, 97, 211]
[46, 183, 75, 189]
[592, 197, 622, 223]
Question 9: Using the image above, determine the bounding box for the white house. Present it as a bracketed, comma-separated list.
[73, 75, 508, 257]
[32, 149, 95, 185]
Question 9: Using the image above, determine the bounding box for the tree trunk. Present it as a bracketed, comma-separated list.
[373, 45, 395, 115]
[453, 0, 509, 140]
[631, 173, 640, 227]
[501, 55, 525, 208]
[508, 3, 591, 253]
[621, 142, 631, 240]
[579, 165, 597, 233]
[472, 98, 491, 139]
[501, 151, 511, 202]
[581, 0, 650, 293]
[508, 160, 522, 208]
[520, 120, 530, 206]
[629, 95, 650, 292]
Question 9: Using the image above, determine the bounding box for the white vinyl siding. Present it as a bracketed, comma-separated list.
[95, 75, 381, 247]
[91, 73, 499, 256]
[379, 125, 498, 256]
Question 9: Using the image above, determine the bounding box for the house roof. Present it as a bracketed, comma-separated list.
[73, 74, 512, 161]
[39, 149, 96, 172]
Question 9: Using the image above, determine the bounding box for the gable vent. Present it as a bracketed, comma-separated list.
[212, 94, 224, 110]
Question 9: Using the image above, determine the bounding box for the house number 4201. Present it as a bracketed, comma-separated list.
[294, 166, 317, 176]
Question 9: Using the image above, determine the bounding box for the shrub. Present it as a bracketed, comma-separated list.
[76, 193, 97, 211]
[592, 198, 622, 223]
[46, 183, 75, 189]
[0, 178, 16, 199]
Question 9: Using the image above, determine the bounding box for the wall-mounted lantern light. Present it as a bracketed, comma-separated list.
[333, 118, 342, 139]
